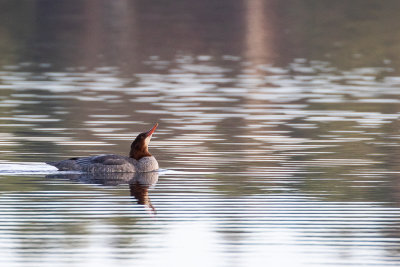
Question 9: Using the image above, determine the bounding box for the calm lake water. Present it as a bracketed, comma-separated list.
[1, 1, 400, 266]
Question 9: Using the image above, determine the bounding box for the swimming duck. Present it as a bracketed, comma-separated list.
[47, 123, 159, 173]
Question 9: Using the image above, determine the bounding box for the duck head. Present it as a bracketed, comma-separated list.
[129, 123, 158, 160]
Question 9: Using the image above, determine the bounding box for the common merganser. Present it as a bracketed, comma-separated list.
[47, 123, 159, 173]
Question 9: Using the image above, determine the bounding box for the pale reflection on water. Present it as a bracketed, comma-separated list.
[1, 0, 400, 266]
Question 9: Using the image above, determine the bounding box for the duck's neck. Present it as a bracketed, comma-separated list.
[129, 147, 151, 160]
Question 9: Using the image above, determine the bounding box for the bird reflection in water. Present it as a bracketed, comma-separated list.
[46, 171, 159, 213]
[129, 173, 157, 213]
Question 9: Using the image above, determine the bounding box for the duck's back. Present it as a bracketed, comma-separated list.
[47, 154, 159, 173]
[47, 154, 136, 173]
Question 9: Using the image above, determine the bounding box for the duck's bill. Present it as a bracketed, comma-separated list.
[145, 123, 158, 137]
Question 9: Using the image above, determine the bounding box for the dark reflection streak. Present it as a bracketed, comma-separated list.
[81, 0, 137, 70]
[244, 0, 277, 65]
[81, 0, 102, 69]
[46, 171, 159, 212]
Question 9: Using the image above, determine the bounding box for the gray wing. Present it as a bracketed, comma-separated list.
[76, 154, 129, 166]
[47, 154, 135, 172]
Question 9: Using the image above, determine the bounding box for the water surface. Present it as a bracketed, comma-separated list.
[1, 1, 400, 266]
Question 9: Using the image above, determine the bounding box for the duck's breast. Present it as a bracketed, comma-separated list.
[135, 156, 159, 172]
